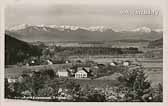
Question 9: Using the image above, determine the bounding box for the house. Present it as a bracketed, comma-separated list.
[28, 60, 37, 66]
[57, 69, 69, 77]
[75, 67, 90, 78]
[7, 78, 17, 83]
[47, 60, 53, 65]
[109, 62, 118, 66]
[75, 70, 88, 78]
[123, 61, 131, 66]
[30, 60, 36, 66]
[65, 60, 71, 64]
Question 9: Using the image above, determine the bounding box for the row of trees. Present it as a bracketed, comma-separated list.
[44, 46, 142, 56]
[5, 37, 143, 66]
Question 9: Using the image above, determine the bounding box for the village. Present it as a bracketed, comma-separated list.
[5, 57, 164, 102]
[5, 39, 163, 102]
[6, 58, 138, 82]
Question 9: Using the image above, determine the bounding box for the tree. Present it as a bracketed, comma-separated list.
[119, 66, 154, 101]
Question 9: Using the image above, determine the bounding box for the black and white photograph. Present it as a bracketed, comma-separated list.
[3, 0, 164, 102]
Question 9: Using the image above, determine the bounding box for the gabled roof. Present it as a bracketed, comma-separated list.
[75, 70, 88, 74]
[77, 67, 90, 73]
[124, 60, 131, 63]
[110, 61, 118, 65]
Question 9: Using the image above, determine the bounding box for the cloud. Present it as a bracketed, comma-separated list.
[5, 0, 162, 29]
[6, 0, 163, 7]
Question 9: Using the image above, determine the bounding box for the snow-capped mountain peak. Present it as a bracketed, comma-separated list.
[9, 24, 31, 31]
[9, 24, 161, 33]
[131, 27, 152, 33]
[9, 24, 50, 32]
[9, 24, 113, 32]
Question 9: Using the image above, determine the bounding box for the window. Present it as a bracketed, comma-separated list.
[80, 74, 82, 78]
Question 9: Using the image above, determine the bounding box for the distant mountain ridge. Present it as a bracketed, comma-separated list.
[8, 24, 162, 32]
[6, 24, 163, 42]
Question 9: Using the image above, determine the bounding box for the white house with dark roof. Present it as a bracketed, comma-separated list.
[75, 67, 90, 78]
[47, 60, 53, 65]
[75, 70, 88, 78]
[109, 61, 118, 66]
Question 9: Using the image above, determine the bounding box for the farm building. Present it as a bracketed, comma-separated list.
[109, 62, 118, 66]
[75, 70, 87, 78]
[75, 67, 90, 78]
[65, 60, 71, 64]
[26, 60, 39, 66]
[47, 60, 53, 65]
[7, 78, 17, 83]
[57, 69, 69, 77]
[123, 61, 131, 66]
[29, 60, 36, 66]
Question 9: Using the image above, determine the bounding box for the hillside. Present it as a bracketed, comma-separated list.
[5, 34, 42, 65]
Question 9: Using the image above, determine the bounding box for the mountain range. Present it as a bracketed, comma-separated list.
[6, 24, 163, 42]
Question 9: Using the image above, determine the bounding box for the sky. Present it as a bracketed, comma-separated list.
[5, 0, 163, 30]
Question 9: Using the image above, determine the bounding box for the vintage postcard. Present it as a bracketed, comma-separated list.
[1, 0, 168, 105]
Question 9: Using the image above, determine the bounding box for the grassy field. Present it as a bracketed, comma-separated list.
[145, 70, 163, 87]
[5, 63, 72, 78]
